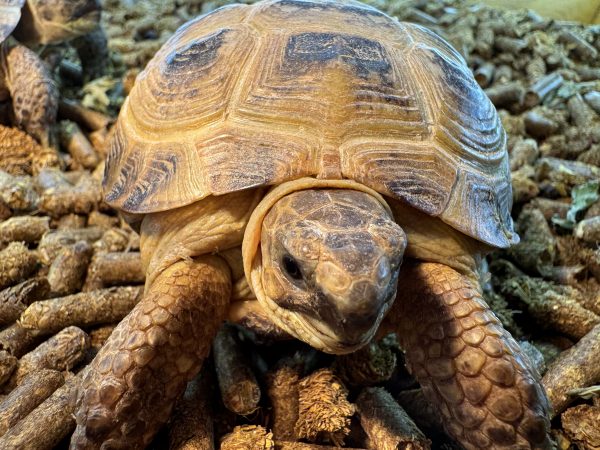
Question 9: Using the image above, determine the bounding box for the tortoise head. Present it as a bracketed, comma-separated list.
[260, 189, 406, 354]
[13, 0, 100, 45]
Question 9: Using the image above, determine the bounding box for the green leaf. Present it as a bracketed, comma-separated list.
[552, 180, 599, 229]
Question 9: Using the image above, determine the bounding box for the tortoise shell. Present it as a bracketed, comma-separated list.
[0, 0, 25, 42]
[104, 0, 517, 248]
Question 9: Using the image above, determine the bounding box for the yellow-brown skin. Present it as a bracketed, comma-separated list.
[71, 186, 551, 449]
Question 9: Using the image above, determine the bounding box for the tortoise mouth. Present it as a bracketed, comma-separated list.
[262, 294, 382, 354]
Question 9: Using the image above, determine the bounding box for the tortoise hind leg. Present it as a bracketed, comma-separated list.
[385, 262, 552, 449]
[1, 44, 58, 146]
[70, 255, 232, 449]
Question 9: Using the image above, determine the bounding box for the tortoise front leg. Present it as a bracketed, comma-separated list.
[385, 262, 552, 449]
[1, 44, 58, 146]
[70, 255, 231, 449]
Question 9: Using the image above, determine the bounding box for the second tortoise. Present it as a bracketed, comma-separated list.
[0, 0, 102, 145]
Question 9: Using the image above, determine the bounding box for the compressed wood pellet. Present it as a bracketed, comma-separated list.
[495, 36, 527, 54]
[89, 325, 116, 351]
[213, 324, 260, 415]
[484, 82, 524, 108]
[19, 286, 143, 334]
[523, 111, 560, 139]
[222, 428, 368, 450]
[91, 227, 131, 253]
[0, 125, 45, 176]
[0, 350, 17, 386]
[546, 265, 586, 286]
[0, 171, 38, 212]
[37, 227, 103, 265]
[0, 369, 64, 436]
[558, 30, 598, 61]
[6, 326, 90, 388]
[567, 93, 597, 128]
[0, 373, 81, 449]
[58, 60, 83, 85]
[168, 367, 215, 450]
[295, 368, 354, 445]
[525, 55, 546, 79]
[333, 340, 396, 387]
[0, 323, 43, 358]
[88, 128, 109, 155]
[508, 207, 556, 275]
[0, 199, 11, 221]
[356, 387, 430, 450]
[0, 242, 38, 290]
[83, 251, 144, 291]
[266, 358, 302, 440]
[523, 72, 563, 108]
[473, 62, 494, 87]
[575, 216, 600, 244]
[0, 278, 50, 326]
[58, 99, 111, 131]
[87, 211, 120, 229]
[497, 268, 599, 340]
[394, 389, 444, 435]
[511, 166, 539, 204]
[584, 91, 600, 114]
[55, 214, 87, 229]
[561, 404, 600, 450]
[509, 138, 539, 171]
[59, 121, 100, 170]
[276, 443, 366, 450]
[35, 167, 74, 191]
[221, 425, 274, 450]
[47, 241, 93, 295]
[536, 158, 600, 189]
[542, 324, 600, 417]
[38, 175, 102, 217]
[493, 64, 512, 84]
[0, 217, 49, 244]
[530, 197, 571, 221]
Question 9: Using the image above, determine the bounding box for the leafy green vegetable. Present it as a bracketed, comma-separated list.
[552, 180, 600, 229]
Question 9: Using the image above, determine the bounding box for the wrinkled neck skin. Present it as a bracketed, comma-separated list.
[387, 197, 490, 284]
[244, 181, 407, 354]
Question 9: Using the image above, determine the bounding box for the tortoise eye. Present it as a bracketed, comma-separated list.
[282, 255, 303, 280]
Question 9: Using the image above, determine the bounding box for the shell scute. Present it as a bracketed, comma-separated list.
[283, 32, 392, 81]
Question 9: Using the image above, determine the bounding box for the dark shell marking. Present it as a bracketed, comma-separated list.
[104, 0, 516, 248]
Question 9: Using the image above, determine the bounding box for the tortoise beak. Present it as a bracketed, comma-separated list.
[312, 258, 399, 349]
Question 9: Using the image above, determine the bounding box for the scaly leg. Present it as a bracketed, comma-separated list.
[70, 255, 231, 449]
[385, 262, 552, 449]
[2, 44, 58, 146]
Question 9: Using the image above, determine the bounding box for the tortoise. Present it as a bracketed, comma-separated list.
[71, 0, 552, 448]
[0, 0, 101, 145]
